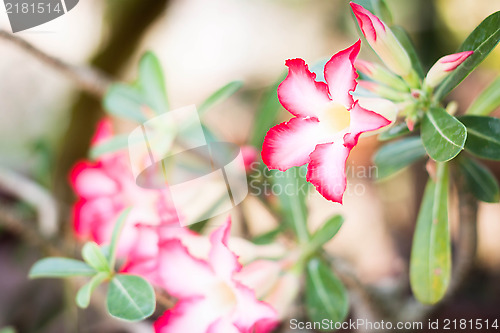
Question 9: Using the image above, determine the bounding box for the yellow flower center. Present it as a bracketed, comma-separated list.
[207, 280, 238, 314]
[323, 102, 351, 133]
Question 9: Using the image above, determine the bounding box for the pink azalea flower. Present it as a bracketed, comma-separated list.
[261, 41, 390, 203]
[69, 119, 185, 265]
[424, 51, 473, 88]
[154, 218, 279, 333]
[350, 2, 412, 77]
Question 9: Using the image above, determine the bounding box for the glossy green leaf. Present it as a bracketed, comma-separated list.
[250, 74, 285, 147]
[76, 272, 109, 309]
[410, 163, 451, 304]
[271, 166, 309, 244]
[467, 77, 500, 116]
[82, 242, 111, 273]
[391, 26, 425, 78]
[198, 81, 243, 114]
[89, 134, 129, 160]
[29, 258, 96, 278]
[421, 107, 467, 162]
[106, 274, 156, 322]
[305, 258, 349, 326]
[103, 84, 147, 123]
[374, 136, 427, 179]
[460, 115, 500, 160]
[108, 208, 132, 270]
[252, 226, 284, 245]
[378, 122, 411, 141]
[434, 11, 500, 101]
[139, 52, 169, 114]
[459, 157, 500, 203]
[308, 215, 344, 254]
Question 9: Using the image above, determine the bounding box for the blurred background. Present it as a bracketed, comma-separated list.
[0, 0, 499, 332]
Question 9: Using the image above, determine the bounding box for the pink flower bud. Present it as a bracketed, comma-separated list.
[424, 51, 473, 88]
[350, 2, 412, 76]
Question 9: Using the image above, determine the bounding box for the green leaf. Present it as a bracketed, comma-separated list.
[308, 215, 344, 254]
[198, 81, 243, 114]
[108, 208, 132, 270]
[378, 122, 411, 141]
[434, 11, 500, 101]
[374, 136, 427, 179]
[82, 242, 111, 273]
[305, 258, 349, 326]
[250, 74, 285, 147]
[460, 115, 500, 160]
[89, 134, 129, 160]
[421, 107, 467, 162]
[139, 52, 169, 114]
[271, 166, 309, 244]
[467, 77, 500, 116]
[29, 258, 96, 278]
[106, 274, 156, 322]
[391, 26, 425, 78]
[76, 272, 109, 309]
[104, 84, 147, 123]
[459, 157, 500, 203]
[0, 327, 16, 333]
[410, 163, 451, 304]
[252, 226, 284, 245]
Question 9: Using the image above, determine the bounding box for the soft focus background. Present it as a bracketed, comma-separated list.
[0, 0, 499, 332]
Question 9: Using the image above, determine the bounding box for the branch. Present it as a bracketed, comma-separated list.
[0, 166, 58, 237]
[0, 30, 111, 98]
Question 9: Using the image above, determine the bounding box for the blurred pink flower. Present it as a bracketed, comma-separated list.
[154, 218, 279, 333]
[261, 41, 390, 203]
[69, 119, 186, 266]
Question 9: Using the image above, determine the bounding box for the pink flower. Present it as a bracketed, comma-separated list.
[261, 41, 390, 203]
[69, 119, 184, 264]
[350, 2, 412, 76]
[154, 218, 279, 333]
[424, 51, 473, 88]
[241, 145, 259, 172]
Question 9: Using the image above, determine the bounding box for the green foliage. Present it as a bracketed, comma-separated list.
[460, 116, 500, 160]
[198, 81, 243, 114]
[29, 258, 96, 278]
[106, 274, 156, 322]
[307, 215, 344, 255]
[391, 26, 425, 78]
[374, 136, 427, 179]
[305, 258, 349, 328]
[89, 134, 129, 160]
[82, 242, 111, 273]
[104, 84, 147, 122]
[434, 11, 500, 101]
[466, 77, 500, 116]
[139, 51, 169, 114]
[76, 272, 109, 309]
[250, 75, 285, 148]
[459, 156, 500, 203]
[271, 166, 310, 244]
[378, 122, 411, 141]
[108, 208, 132, 270]
[421, 107, 467, 162]
[410, 163, 451, 304]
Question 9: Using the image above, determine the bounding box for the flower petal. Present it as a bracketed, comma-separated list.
[277, 58, 331, 118]
[207, 318, 240, 333]
[232, 281, 279, 333]
[157, 239, 217, 298]
[324, 40, 361, 108]
[209, 217, 241, 281]
[262, 117, 326, 171]
[154, 298, 220, 333]
[306, 142, 351, 203]
[344, 101, 391, 148]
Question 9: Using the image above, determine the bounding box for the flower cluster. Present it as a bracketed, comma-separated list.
[261, 2, 472, 203]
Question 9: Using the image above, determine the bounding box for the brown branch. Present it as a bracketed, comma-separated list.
[0, 30, 111, 98]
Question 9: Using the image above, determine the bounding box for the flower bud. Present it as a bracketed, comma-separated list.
[358, 80, 407, 102]
[350, 2, 412, 77]
[356, 59, 409, 92]
[424, 51, 473, 88]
